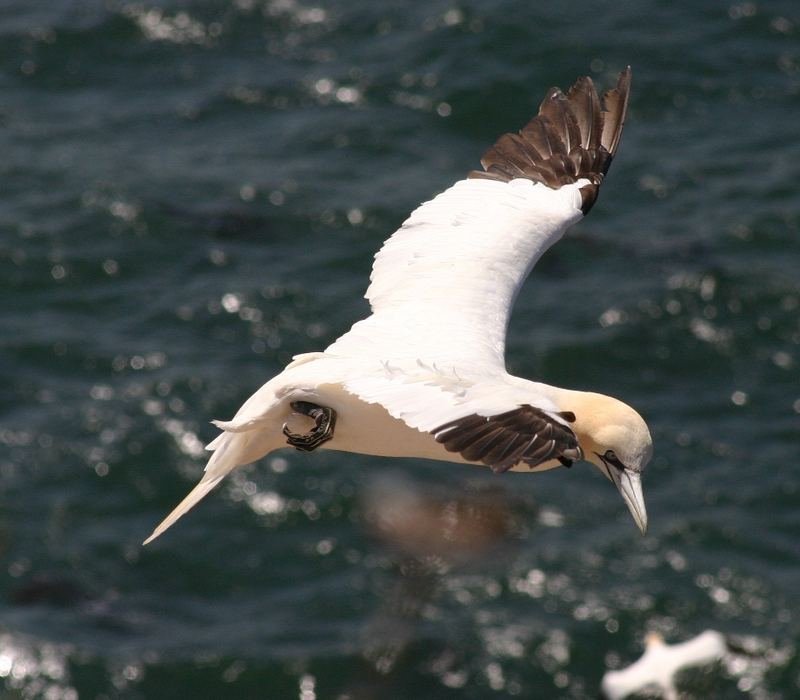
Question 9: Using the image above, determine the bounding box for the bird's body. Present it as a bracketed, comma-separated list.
[145, 67, 652, 545]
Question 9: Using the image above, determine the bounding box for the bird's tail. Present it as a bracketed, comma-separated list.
[143, 472, 226, 545]
[143, 354, 334, 544]
[143, 421, 281, 545]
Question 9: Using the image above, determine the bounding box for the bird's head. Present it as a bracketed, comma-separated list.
[572, 394, 652, 535]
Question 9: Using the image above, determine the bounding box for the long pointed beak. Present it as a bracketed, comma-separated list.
[609, 468, 648, 535]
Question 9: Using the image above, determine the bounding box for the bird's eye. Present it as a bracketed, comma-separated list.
[604, 449, 617, 462]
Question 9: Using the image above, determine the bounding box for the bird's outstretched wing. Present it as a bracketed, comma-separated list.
[326, 68, 631, 372]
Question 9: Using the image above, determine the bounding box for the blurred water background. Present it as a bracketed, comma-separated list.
[1, 1, 799, 698]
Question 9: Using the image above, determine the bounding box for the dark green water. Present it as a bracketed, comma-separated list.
[1, 1, 799, 698]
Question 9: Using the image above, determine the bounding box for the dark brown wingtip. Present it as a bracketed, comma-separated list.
[431, 405, 580, 474]
[600, 66, 632, 158]
[468, 67, 632, 216]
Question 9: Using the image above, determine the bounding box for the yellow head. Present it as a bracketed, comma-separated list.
[569, 391, 652, 534]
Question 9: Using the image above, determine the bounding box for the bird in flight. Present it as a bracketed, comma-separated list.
[601, 631, 730, 700]
[145, 67, 651, 544]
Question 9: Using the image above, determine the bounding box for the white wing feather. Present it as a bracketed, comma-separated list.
[326, 176, 586, 371]
[325, 176, 587, 428]
[342, 365, 567, 432]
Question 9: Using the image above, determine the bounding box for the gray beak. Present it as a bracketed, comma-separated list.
[608, 467, 648, 535]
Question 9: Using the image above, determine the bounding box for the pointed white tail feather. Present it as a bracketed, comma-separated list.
[145, 430, 245, 543]
[205, 432, 225, 450]
[145, 419, 284, 543]
[211, 418, 255, 433]
[143, 474, 225, 544]
[211, 415, 278, 433]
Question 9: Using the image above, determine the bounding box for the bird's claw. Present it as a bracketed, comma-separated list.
[283, 401, 337, 452]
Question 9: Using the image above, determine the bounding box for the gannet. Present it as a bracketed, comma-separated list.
[145, 67, 651, 544]
[601, 631, 729, 700]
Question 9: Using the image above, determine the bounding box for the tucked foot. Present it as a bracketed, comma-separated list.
[282, 401, 337, 452]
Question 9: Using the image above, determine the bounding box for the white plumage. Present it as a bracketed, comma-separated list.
[331, 177, 585, 368]
[145, 68, 652, 545]
[601, 631, 729, 700]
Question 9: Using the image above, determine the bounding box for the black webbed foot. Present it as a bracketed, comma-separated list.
[282, 401, 337, 452]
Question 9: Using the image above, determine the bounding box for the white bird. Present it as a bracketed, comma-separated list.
[601, 631, 729, 700]
[144, 67, 651, 545]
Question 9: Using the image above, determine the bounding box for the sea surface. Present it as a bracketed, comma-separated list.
[1, 1, 799, 698]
